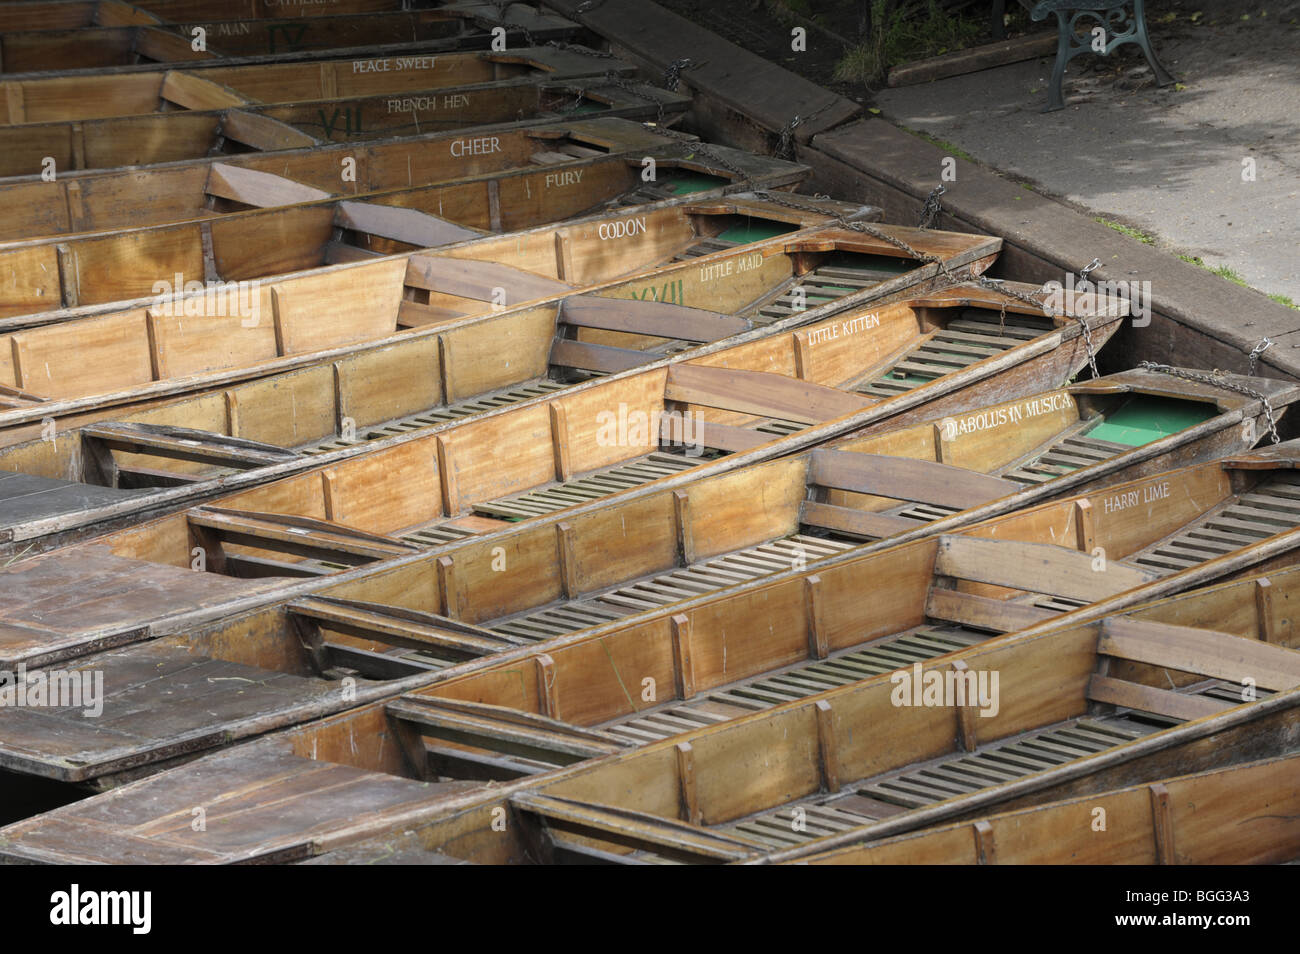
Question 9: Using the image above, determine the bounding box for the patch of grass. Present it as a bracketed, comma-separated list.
[834, 0, 986, 86]
[1096, 217, 1157, 246]
[901, 125, 976, 162]
[1179, 254, 1290, 302]
[1181, 257, 1249, 287]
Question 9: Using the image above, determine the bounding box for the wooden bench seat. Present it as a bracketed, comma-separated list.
[923, 535, 1160, 633]
[1088, 615, 1300, 721]
[188, 507, 418, 570]
[387, 696, 627, 777]
[288, 596, 516, 674]
[510, 791, 759, 863]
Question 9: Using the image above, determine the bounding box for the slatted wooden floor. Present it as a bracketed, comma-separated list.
[749, 261, 913, 326]
[857, 309, 1055, 399]
[1001, 423, 1132, 485]
[598, 626, 985, 744]
[304, 381, 569, 455]
[486, 533, 855, 642]
[718, 678, 1275, 852]
[1131, 473, 1300, 573]
[472, 451, 707, 520]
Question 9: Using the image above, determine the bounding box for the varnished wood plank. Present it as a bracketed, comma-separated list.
[1086, 675, 1232, 721]
[810, 449, 1019, 510]
[935, 536, 1159, 603]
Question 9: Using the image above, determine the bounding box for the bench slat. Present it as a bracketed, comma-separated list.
[925, 588, 1057, 633]
[665, 364, 871, 425]
[336, 200, 480, 248]
[800, 500, 921, 539]
[809, 449, 1018, 509]
[405, 254, 571, 302]
[934, 535, 1158, 603]
[1087, 675, 1234, 722]
[549, 338, 651, 374]
[560, 295, 750, 342]
[1100, 617, 1300, 692]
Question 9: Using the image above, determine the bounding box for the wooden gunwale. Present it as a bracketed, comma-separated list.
[790, 751, 1300, 865]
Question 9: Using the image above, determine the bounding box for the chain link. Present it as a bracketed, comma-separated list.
[643, 123, 754, 185]
[545, 39, 616, 57]
[492, 20, 535, 46]
[972, 273, 1099, 377]
[1139, 362, 1280, 444]
[559, 83, 587, 113]
[1248, 337, 1274, 376]
[774, 100, 835, 160]
[597, 70, 667, 124]
[917, 185, 945, 230]
[663, 57, 695, 91]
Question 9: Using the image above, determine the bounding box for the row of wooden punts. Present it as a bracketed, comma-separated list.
[0, 0, 1295, 866]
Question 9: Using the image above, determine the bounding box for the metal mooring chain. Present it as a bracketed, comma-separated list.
[492, 20, 535, 46]
[599, 71, 667, 124]
[545, 40, 616, 57]
[917, 185, 945, 230]
[663, 58, 695, 91]
[644, 123, 754, 185]
[560, 84, 586, 113]
[1139, 362, 1281, 444]
[973, 273, 1100, 379]
[774, 101, 835, 160]
[1248, 338, 1274, 376]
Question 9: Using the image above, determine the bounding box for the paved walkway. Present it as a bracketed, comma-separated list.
[874, 6, 1300, 301]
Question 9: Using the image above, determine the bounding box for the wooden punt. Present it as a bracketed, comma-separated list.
[0, 368, 1281, 792]
[0, 6, 580, 74]
[0, 116, 717, 245]
[0, 45, 628, 126]
[786, 752, 1300, 865]
[0, 205, 994, 443]
[5, 468, 1300, 861]
[0, 273, 1090, 563]
[0, 51, 680, 178]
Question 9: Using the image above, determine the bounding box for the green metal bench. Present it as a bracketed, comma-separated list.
[992, 0, 1176, 111]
